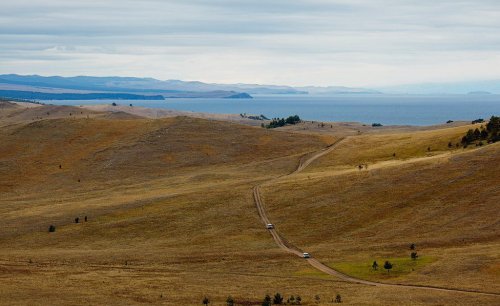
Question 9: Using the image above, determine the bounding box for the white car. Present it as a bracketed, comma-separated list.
[303, 252, 311, 258]
[266, 223, 274, 229]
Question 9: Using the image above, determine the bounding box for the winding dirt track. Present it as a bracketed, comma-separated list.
[253, 137, 500, 297]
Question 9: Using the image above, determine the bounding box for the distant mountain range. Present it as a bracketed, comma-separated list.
[0, 74, 498, 100]
[0, 90, 165, 101]
[0, 75, 253, 100]
[0, 74, 379, 100]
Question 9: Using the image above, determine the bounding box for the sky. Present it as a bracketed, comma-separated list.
[1, 0, 500, 87]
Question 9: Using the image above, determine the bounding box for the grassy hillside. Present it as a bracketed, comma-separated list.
[262, 141, 500, 292]
[304, 123, 486, 173]
[0, 116, 330, 192]
[0, 106, 498, 305]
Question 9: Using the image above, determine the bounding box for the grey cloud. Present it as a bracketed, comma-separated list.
[1, 0, 500, 86]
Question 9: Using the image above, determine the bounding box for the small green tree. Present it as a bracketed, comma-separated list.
[335, 294, 342, 303]
[372, 261, 378, 270]
[480, 129, 489, 139]
[226, 296, 234, 306]
[410, 243, 416, 250]
[48, 225, 56, 232]
[273, 293, 283, 305]
[473, 128, 481, 139]
[411, 252, 418, 260]
[486, 116, 500, 133]
[202, 296, 209, 305]
[463, 129, 475, 144]
[262, 294, 272, 306]
[384, 261, 393, 273]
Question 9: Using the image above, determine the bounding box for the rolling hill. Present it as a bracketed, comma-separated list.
[0, 101, 498, 305]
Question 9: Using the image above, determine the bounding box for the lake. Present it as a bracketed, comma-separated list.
[43, 94, 500, 126]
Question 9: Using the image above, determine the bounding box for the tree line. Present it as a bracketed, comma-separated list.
[202, 292, 343, 305]
[461, 116, 499, 147]
[263, 115, 301, 129]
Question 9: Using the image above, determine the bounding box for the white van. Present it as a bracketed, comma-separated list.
[303, 252, 311, 258]
[266, 224, 274, 229]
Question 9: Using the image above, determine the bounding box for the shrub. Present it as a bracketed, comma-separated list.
[473, 128, 481, 139]
[226, 296, 234, 306]
[384, 261, 393, 273]
[372, 123, 383, 127]
[262, 294, 272, 306]
[481, 129, 489, 139]
[48, 225, 56, 232]
[285, 115, 301, 125]
[203, 296, 210, 305]
[486, 116, 499, 133]
[411, 252, 418, 260]
[335, 294, 342, 303]
[273, 293, 283, 305]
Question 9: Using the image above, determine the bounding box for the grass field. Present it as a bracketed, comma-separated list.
[330, 256, 436, 281]
[0, 102, 499, 305]
[262, 129, 500, 294]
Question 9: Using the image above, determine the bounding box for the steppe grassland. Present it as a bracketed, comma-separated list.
[0, 104, 498, 305]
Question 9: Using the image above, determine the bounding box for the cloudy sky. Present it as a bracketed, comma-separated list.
[1, 0, 500, 87]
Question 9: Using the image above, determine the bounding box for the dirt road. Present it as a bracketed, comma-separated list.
[253, 137, 500, 297]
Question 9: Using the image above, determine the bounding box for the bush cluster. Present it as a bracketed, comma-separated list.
[461, 116, 499, 146]
[265, 115, 301, 128]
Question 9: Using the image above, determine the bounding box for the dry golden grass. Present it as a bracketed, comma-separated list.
[303, 123, 486, 173]
[262, 142, 500, 293]
[0, 103, 499, 305]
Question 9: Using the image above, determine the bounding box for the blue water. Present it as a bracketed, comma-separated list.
[42, 94, 500, 126]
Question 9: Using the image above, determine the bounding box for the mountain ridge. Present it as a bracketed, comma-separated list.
[0, 74, 377, 96]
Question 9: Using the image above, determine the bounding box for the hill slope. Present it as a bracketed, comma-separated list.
[0, 109, 498, 305]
